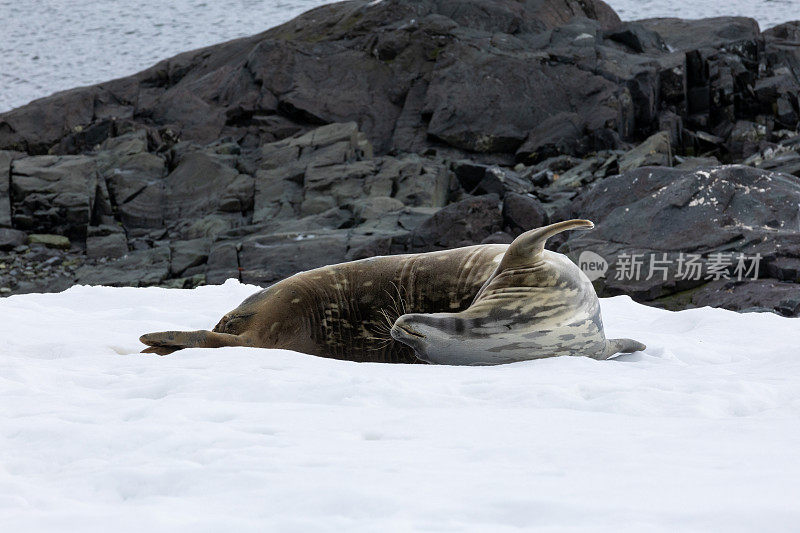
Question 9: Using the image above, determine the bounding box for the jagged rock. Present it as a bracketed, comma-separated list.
[95, 134, 167, 229]
[515, 112, 587, 164]
[253, 123, 374, 223]
[352, 197, 404, 226]
[502, 193, 548, 237]
[273, 207, 354, 233]
[0, 228, 27, 251]
[218, 174, 255, 213]
[425, 42, 622, 154]
[605, 22, 667, 54]
[76, 246, 170, 286]
[86, 225, 128, 259]
[28, 234, 71, 249]
[164, 151, 243, 221]
[453, 162, 532, 198]
[410, 194, 502, 251]
[170, 238, 211, 276]
[618, 131, 672, 172]
[637, 17, 761, 51]
[727, 121, 768, 160]
[1, 0, 620, 158]
[2, 0, 800, 315]
[691, 279, 800, 317]
[205, 242, 239, 284]
[302, 160, 379, 215]
[238, 233, 349, 285]
[675, 156, 720, 170]
[562, 165, 800, 312]
[379, 155, 452, 207]
[0, 151, 24, 227]
[481, 231, 514, 244]
[10, 156, 98, 239]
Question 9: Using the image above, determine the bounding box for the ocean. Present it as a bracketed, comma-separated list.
[1, 0, 798, 112]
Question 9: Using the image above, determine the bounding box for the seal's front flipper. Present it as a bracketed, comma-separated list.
[599, 338, 647, 359]
[141, 345, 181, 356]
[139, 330, 249, 354]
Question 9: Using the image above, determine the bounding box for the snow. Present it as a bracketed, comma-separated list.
[1, 280, 799, 531]
[1, 0, 797, 112]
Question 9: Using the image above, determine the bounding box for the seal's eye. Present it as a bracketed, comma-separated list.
[214, 313, 254, 334]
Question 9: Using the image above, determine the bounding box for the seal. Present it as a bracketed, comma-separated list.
[390, 220, 646, 365]
[140, 219, 645, 364]
[140, 243, 508, 362]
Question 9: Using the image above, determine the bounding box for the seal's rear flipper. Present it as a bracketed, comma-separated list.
[600, 338, 647, 359]
[507, 219, 595, 259]
[139, 330, 248, 355]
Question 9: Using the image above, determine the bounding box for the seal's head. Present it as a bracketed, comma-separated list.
[390, 219, 646, 365]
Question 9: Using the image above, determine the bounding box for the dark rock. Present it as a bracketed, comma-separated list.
[377, 155, 452, 207]
[10, 155, 99, 240]
[273, 207, 354, 233]
[453, 160, 532, 197]
[1, 0, 621, 158]
[618, 131, 672, 172]
[302, 160, 379, 215]
[502, 193, 549, 237]
[2, 0, 800, 312]
[451, 160, 490, 192]
[481, 231, 514, 244]
[86, 225, 128, 259]
[515, 112, 587, 164]
[562, 165, 800, 307]
[238, 232, 349, 285]
[674, 156, 720, 170]
[170, 238, 211, 276]
[425, 43, 621, 154]
[691, 279, 800, 317]
[605, 22, 667, 54]
[0, 228, 26, 251]
[351, 197, 404, 226]
[205, 242, 239, 284]
[726, 121, 767, 159]
[764, 257, 800, 282]
[100, 149, 167, 230]
[164, 151, 242, 221]
[410, 194, 502, 251]
[76, 246, 170, 287]
[0, 150, 24, 227]
[638, 17, 761, 51]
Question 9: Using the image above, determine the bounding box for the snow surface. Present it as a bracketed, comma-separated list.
[1, 280, 799, 531]
[1, 0, 798, 112]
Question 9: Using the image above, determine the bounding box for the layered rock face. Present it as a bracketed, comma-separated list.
[0, 0, 799, 315]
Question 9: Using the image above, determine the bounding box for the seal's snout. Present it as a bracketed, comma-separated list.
[398, 324, 426, 338]
[391, 316, 427, 342]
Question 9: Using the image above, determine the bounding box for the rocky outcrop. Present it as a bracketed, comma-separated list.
[560, 165, 800, 314]
[1, 0, 800, 318]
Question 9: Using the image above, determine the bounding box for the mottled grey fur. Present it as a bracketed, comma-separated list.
[390, 220, 646, 365]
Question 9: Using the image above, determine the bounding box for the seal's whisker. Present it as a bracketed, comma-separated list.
[397, 283, 409, 314]
[380, 308, 397, 331]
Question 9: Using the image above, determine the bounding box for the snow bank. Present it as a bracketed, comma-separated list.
[1, 281, 798, 531]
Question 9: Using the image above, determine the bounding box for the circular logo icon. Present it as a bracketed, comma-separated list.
[578, 250, 608, 281]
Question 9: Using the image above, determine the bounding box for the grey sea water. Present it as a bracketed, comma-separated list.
[0, 0, 797, 112]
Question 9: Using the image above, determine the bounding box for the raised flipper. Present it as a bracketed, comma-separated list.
[504, 219, 594, 259]
[598, 338, 647, 359]
[472, 219, 596, 304]
[139, 329, 250, 355]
